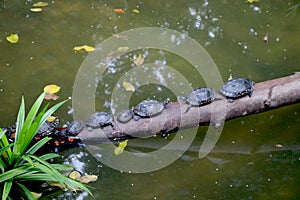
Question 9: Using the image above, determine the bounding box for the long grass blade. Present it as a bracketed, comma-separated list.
[0, 166, 28, 182]
[25, 137, 51, 155]
[2, 179, 13, 200]
[14, 96, 25, 143]
[39, 153, 60, 161]
[16, 183, 35, 200]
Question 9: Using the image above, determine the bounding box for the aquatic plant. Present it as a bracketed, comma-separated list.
[0, 92, 91, 200]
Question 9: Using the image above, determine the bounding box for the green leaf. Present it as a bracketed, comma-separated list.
[39, 153, 60, 161]
[0, 166, 28, 182]
[25, 137, 51, 155]
[16, 183, 35, 200]
[2, 179, 13, 200]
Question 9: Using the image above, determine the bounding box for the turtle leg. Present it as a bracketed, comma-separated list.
[248, 90, 253, 97]
[133, 115, 141, 121]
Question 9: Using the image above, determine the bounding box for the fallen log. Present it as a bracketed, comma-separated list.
[78, 72, 300, 142]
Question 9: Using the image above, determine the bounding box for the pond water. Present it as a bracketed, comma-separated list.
[1, 0, 300, 199]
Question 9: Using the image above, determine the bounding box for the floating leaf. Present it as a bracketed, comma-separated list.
[69, 170, 81, 180]
[73, 45, 95, 52]
[132, 9, 140, 13]
[117, 46, 129, 52]
[33, 1, 49, 7]
[47, 116, 56, 122]
[133, 54, 144, 66]
[275, 144, 283, 148]
[31, 192, 42, 199]
[44, 93, 59, 100]
[123, 81, 135, 92]
[114, 8, 126, 14]
[247, 0, 259, 3]
[44, 84, 61, 94]
[114, 139, 128, 155]
[30, 8, 43, 12]
[6, 34, 19, 44]
[228, 74, 233, 81]
[77, 174, 98, 184]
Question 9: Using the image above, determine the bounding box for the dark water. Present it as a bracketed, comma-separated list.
[1, 0, 300, 199]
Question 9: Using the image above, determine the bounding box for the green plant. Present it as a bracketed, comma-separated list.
[0, 92, 91, 200]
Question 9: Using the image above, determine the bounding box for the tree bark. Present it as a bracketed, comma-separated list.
[78, 72, 300, 142]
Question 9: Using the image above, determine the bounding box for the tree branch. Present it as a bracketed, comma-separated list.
[78, 72, 300, 142]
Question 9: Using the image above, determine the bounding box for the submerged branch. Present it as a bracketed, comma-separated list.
[78, 72, 300, 142]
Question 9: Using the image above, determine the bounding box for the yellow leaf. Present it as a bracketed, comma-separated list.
[114, 139, 128, 155]
[119, 139, 128, 148]
[247, 0, 259, 3]
[77, 174, 98, 183]
[133, 54, 144, 66]
[33, 2, 49, 7]
[43, 84, 61, 94]
[132, 9, 140, 13]
[47, 116, 56, 122]
[117, 46, 129, 52]
[69, 170, 81, 180]
[73, 45, 95, 52]
[31, 192, 42, 200]
[6, 34, 19, 44]
[123, 81, 135, 92]
[228, 74, 233, 81]
[30, 8, 43, 12]
[114, 147, 124, 155]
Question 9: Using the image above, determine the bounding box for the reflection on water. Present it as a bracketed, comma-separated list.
[1, 0, 299, 199]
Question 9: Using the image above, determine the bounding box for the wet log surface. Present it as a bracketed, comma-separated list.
[78, 72, 300, 143]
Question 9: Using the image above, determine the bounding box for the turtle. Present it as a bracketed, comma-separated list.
[219, 77, 255, 103]
[67, 120, 84, 136]
[85, 112, 115, 131]
[37, 118, 59, 137]
[117, 109, 134, 123]
[133, 98, 170, 120]
[178, 87, 217, 113]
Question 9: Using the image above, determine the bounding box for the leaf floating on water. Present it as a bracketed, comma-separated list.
[114, 8, 126, 14]
[117, 46, 129, 52]
[228, 74, 233, 80]
[31, 192, 42, 199]
[247, 0, 259, 3]
[44, 93, 59, 100]
[6, 34, 19, 44]
[78, 174, 98, 184]
[47, 116, 56, 122]
[33, 2, 49, 7]
[114, 139, 128, 155]
[123, 81, 135, 92]
[133, 54, 144, 66]
[73, 45, 95, 52]
[44, 84, 61, 94]
[132, 9, 140, 13]
[69, 170, 81, 180]
[30, 8, 43, 12]
[275, 144, 283, 148]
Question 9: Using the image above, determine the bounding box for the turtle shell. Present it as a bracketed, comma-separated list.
[134, 99, 168, 118]
[186, 87, 215, 106]
[85, 112, 114, 129]
[117, 109, 134, 123]
[67, 120, 84, 136]
[219, 77, 254, 102]
[37, 118, 59, 137]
